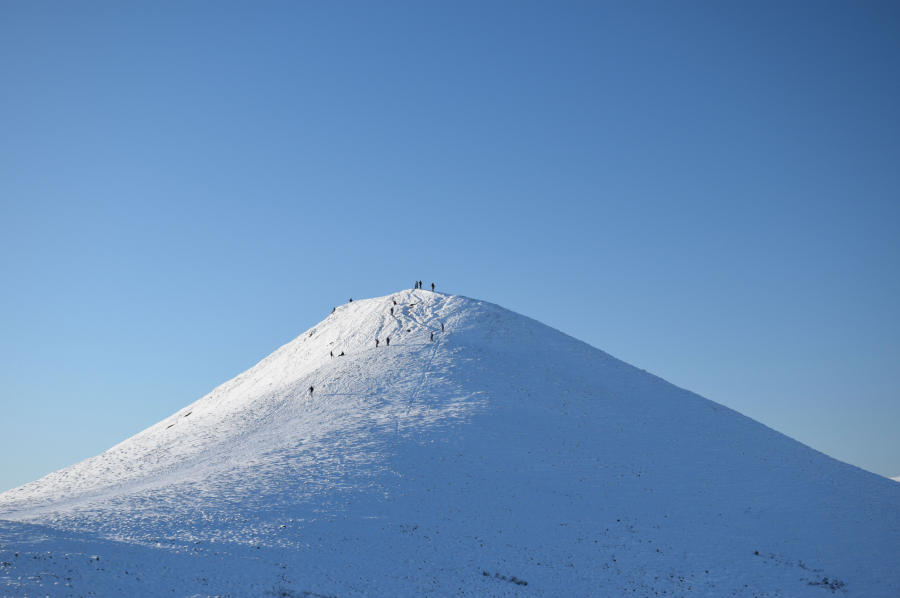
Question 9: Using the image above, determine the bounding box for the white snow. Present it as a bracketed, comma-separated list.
[1, 290, 898, 597]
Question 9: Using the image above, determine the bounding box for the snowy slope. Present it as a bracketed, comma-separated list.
[1, 290, 898, 597]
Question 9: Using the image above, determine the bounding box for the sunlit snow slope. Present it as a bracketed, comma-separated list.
[1, 290, 898, 597]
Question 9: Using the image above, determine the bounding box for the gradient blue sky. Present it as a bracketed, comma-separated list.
[1, 1, 898, 492]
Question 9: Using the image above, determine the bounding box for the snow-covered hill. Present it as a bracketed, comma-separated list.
[2, 290, 898, 597]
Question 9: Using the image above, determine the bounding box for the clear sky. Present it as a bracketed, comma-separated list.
[1, 1, 898, 493]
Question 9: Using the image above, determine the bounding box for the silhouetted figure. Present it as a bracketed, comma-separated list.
[414, 281, 418, 289]
[431, 283, 434, 291]
[331, 307, 335, 314]
[418, 280, 422, 289]
[340, 351, 345, 356]
[391, 307, 394, 316]
[386, 337, 390, 346]
[376, 339, 380, 348]
[330, 350, 333, 358]
[430, 332, 434, 342]
[393, 300, 397, 305]
[309, 386, 314, 395]
[441, 322, 444, 332]
[349, 298, 353, 302]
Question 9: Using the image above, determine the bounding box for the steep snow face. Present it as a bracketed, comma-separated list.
[1, 290, 898, 598]
[0, 290, 476, 514]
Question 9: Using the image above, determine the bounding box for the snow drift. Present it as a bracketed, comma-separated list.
[1, 290, 898, 597]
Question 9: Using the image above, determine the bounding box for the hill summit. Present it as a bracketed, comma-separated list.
[1, 290, 898, 597]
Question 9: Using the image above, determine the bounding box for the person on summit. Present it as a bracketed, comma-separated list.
[375, 338, 380, 348]
[431, 283, 434, 291]
[349, 298, 353, 302]
[386, 337, 390, 346]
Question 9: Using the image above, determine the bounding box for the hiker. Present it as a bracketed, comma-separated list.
[376, 339, 380, 348]
[349, 298, 353, 302]
[330, 350, 333, 358]
[441, 322, 444, 332]
[386, 337, 390, 346]
[309, 386, 314, 395]
[431, 283, 434, 291]
[419, 280, 422, 289]
[393, 300, 397, 305]
[391, 307, 394, 316]
[430, 332, 434, 342]
[331, 307, 335, 314]
[414, 281, 417, 289]
[340, 351, 345, 356]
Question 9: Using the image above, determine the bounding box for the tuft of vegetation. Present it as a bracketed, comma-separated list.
[751, 550, 846, 593]
[808, 576, 847, 593]
[267, 586, 338, 598]
[483, 570, 528, 586]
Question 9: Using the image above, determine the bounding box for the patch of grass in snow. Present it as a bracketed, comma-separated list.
[807, 576, 847, 593]
[483, 570, 528, 586]
[267, 586, 337, 598]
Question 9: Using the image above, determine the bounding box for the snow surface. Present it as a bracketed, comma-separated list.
[1, 290, 898, 597]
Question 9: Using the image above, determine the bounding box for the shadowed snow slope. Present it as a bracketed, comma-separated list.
[1, 290, 898, 597]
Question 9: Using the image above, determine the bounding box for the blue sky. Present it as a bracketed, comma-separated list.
[1, 1, 898, 492]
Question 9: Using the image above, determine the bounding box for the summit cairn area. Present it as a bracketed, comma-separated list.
[1, 290, 898, 597]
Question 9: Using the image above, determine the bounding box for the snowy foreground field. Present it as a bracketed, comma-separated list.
[1, 290, 898, 597]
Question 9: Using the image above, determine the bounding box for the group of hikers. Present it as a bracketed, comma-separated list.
[325, 287, 446, 367]
[332, 282, 435, 315]
[375, 321, 440, 348]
